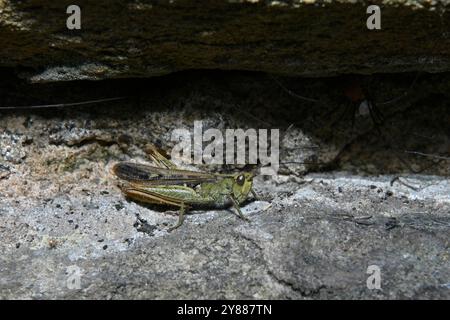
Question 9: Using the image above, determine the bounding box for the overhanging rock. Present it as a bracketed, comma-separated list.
[0, 0, 449, 82]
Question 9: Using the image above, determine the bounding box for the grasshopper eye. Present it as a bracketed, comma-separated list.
[236, 174, 245, 186]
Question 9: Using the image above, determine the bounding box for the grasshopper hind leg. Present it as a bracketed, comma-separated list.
[167, 204, 187, 232]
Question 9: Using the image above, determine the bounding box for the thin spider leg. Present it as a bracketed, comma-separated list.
[378, 72, 421, 106]
[350, 104, 357, 135]
[404, 151, 450, 161]
[378, 12, 443, 108]
[365, 101, 420, 172]
[329, 103, 353, 129]
[370, 101, 385, 125]
[368, 113, 426, 174]
[367, 102, 384, 135]
[269, 73, 322, 104]
[0, 97, 126, 110]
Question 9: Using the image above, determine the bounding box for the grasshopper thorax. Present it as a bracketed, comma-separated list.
[232, 172, 254, 204]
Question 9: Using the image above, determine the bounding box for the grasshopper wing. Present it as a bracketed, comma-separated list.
[113, 162, 224, 185]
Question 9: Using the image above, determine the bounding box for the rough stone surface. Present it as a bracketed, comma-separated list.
[0, 72, 449, 299]
[0, 0, 450, 82]
[1, 168, 449, 299]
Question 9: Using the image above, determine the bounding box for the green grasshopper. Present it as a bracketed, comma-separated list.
[112, 145, 258, 231]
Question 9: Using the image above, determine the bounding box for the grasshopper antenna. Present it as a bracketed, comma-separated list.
[0, 96, 126, 110]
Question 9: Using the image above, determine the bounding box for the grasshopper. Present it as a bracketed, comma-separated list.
[112, 145, 258, 231]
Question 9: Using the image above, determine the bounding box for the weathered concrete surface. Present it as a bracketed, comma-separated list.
[0, 0, 450, 82]
[0, 72, 449, 299]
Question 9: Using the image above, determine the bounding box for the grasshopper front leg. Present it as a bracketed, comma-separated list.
[251, 189, 260, 201]
[167, 204, 187, 232]
[230, 196, 250, 222]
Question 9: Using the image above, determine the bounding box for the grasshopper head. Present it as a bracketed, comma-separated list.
[232, 172, 254, 204]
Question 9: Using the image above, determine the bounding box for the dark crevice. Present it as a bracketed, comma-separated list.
[0, 69, 449, 175]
